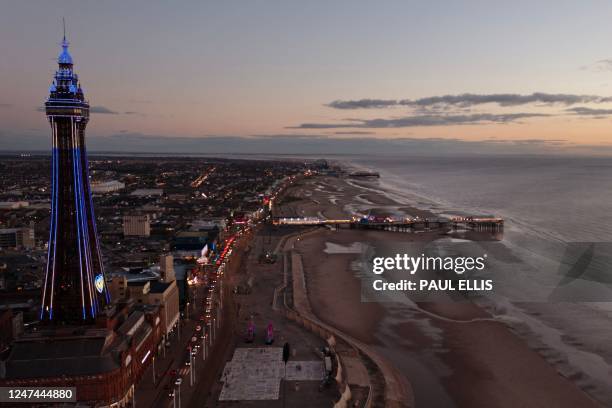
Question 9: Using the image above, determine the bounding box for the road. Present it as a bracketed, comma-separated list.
[134, 230, 250, 408]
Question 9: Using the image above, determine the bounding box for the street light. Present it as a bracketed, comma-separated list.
[190, 349, 197, 386]
[202, 334, 207, 361]
[174, 378, 182, 408]
[170, 390, 176, 408]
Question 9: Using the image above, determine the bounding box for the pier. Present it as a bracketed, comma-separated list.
[271, 216, 504, 232]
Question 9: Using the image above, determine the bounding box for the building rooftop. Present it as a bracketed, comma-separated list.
[4, 329, 121, 379]
[130, 189, 163, 197]
[149, 281, 172, 294]
[117, 310, 145, 337]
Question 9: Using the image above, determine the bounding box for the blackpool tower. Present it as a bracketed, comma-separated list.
[40, 30, 110, 324]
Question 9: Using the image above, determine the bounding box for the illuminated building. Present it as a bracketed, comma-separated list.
[41, 30, 110, 324]
[91, 180, 125, 194]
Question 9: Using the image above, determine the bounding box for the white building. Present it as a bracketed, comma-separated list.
[130, 189, 163, 197]
[91, 180, 125, 194]
[190, 217, 227, 231]
[159, 254, 175, 283]
[0, 201, 29, 210]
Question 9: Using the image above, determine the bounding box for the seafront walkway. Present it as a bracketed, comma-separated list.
[278, 230, 414, 408]
[213, 225, 339, 407]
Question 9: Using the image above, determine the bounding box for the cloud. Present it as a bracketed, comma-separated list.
[485, 138, 567, 145]
[327, 93, 612, 109]
[566, 107, 612, 116]
[90, 106, 118, 114]
[584, 59, 612, 72]
[0, 103, 11, 108]
[410, 93, 612, 107]
[292, 112, 550, 129]
[248, 133, 327, 139]
[327, 99, 398, 109]
[333, 131, 376, 135]
[123, 111, 147, 116]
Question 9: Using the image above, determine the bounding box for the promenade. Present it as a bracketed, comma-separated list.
[213, 225, 339, 407]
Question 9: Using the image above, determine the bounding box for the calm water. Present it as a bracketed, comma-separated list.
[347, 154, 612, 404]
[350, 155, 612, 243]
[346, 155, 612, 299]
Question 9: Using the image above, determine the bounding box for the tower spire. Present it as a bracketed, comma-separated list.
[58, 18, 72, 65]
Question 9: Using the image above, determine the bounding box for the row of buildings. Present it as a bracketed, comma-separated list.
[0, 32, 320, 406]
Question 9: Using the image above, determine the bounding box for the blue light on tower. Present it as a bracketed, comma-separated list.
[40, 25, 110, 324]
[95, 274, 105, 294]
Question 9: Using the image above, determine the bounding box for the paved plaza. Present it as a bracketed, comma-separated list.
[219, 347, 324, 401]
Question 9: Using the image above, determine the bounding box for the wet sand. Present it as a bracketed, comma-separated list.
[282, 175, 601, 408]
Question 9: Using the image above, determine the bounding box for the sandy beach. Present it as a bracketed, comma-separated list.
[278, 174, 603, 408]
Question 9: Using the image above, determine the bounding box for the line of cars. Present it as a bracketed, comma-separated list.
[164, 233, 241, 403]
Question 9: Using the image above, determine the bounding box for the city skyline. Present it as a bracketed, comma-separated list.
[2, 1, 612, 154]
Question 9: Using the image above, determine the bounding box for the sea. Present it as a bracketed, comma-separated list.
[344, 154, 612, 405]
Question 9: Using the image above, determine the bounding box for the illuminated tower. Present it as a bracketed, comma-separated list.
[41, 29, 110, 324]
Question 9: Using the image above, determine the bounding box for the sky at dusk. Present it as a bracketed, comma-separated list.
[2, 1, 612, 154]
